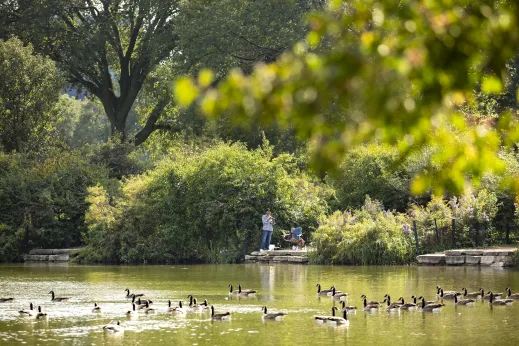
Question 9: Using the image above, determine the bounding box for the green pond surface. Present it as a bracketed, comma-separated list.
[1, 263, 519, 345]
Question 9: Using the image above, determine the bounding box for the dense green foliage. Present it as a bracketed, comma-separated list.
[0, 38, 64, 153]
[311, 197, 416, 265]
[80, 142, 331, 263]
[311, 189, 502, 265]
[327, 144, 430, 211]
[0, 152, 109, 262]
[410, 192, 499, 250]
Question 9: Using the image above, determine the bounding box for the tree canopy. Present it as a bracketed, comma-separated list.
[8, 0, 181, 144]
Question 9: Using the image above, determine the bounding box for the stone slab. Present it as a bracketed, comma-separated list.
[417, 254, 446, 264]
[265, 250, 307, 256]
[483, 250, 516, 256]
[446, 256, 465, 265]
[445, 250, 464, 256]
[462, 250, 485, 256]
[490, 262, 506, 267]
[464, 256, 481, 265]
[494, 256, 514, 265]
[480, 256, 495, 266]
[290, 257, 309, 263]
[52, 249, 76, 255]
[24, 254, 49, 261]
[48, 255, 69, 262]
[272, 256, 291, 262]
[29, 249, 54, 255]
[249, 251, 266, 256]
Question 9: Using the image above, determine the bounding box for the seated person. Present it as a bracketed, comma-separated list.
[283, 226, 305, 248]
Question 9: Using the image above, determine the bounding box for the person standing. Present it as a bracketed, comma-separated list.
[260, 210, 274, 251]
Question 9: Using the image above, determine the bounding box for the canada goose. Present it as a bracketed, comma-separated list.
[189, 297, 208, 312]
[436, 286, 457, 297]
[49, 290, 69, 302]
[19, 303, 34, 317]
[483, 290, 502, 300]
[383, 296, 402, 312]
[210, 305, 231, 320]
[314, 307, 338, 322]
[316, 284, 334, 297]
[167, 300, 174, 312]
[360, 295, 380, 306]
[262, 306, 286, 320]
[134, 297, 151, 309]
[228, 284, 239, 295]
[438, 288, 457, 300]
[35, 306, 47, 319]
[327, 307, 349, 325]
[330, 287, 348, 301]
[462, 288, 483, 299]
[488, 292, 513, 306]
[126, 304, 136, 315]
[505, 287, 519, 299]
[92, 303, 101, 313]
[0, 298, 14, 303]
[103, 321, 124, 333]
[198, 299, 210, 310]
[361, 296, 379, 311]
[454, 293, 475, 306]
[125, 288, 143, 299]
[340, 301, 357, 312]
[398, 297, 416, 310]
[238, 284, 257, 296]
[172, 301, 187, 314]
[144, 301, 155, 314]
[411, 295, 435, 305]
[418, 297, 444, 312]
[187, 295, 195, 308]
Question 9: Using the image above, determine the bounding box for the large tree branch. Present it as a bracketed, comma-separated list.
[134, 97, 172, 146]
[126, 11, 144, 60]
[229, 31, 284, 54]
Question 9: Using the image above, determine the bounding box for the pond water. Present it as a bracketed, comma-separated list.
[0, 263, 519, 345]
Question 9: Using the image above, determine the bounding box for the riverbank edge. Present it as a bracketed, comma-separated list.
[18, 246, 519, 267]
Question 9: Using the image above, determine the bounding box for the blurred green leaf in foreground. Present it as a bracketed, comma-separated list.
[174, 0, 519, 196]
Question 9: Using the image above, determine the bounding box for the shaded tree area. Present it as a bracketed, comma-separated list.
[0, 38, 63, 153]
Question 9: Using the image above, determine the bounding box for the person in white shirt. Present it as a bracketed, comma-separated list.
[260, 210, 274, 251]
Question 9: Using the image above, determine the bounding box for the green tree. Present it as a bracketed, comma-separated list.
[136, 0, 323, 149]
[0, 38, 64, 153]
[51, 94, 112, 149]
[9, 0, 181, 144]
[327, 144, 430, 211]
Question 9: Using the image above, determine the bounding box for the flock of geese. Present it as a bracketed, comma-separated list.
[2, 284, 519, 333]
[312, 284, 519, 326]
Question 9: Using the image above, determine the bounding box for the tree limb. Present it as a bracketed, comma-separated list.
[134, 97, 172, 146]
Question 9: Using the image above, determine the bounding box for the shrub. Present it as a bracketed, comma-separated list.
[311, 196, 415, 265]
[81, 141, 332, 263]
[0, 152, 109, 262]
[410, 190, 498, 252]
